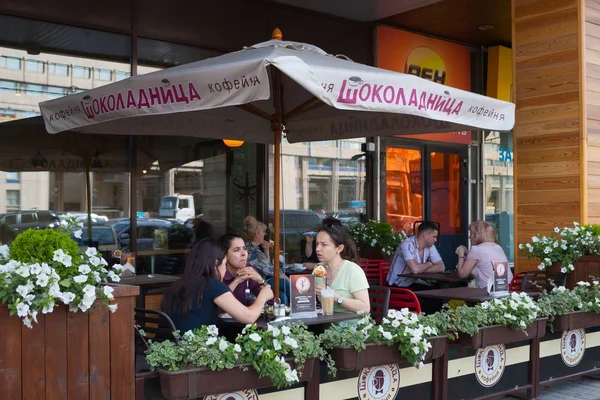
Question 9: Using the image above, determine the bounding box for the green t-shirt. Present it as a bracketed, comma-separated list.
[330, 260, 370, 313]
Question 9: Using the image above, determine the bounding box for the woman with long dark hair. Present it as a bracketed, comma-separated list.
[314, 225, 370, 314]
[162, 239, 273, 332]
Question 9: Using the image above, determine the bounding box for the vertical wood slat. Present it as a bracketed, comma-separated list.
[110, 296, 135, 400]
[22, 316, 45, 400]
[0, 305, 22, 400]
[89, 305, 111, 400]
[67, 310, 90, 399]
[45, 306, 68, 399]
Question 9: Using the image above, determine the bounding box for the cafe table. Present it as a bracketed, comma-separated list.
[414, 287, 540, 306]
[219, 311, 362, 330]
[397, 272, 471, 288]
[120, 273, 180, 308]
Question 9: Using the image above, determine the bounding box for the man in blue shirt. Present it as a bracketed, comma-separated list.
[386, 221, 445, 290]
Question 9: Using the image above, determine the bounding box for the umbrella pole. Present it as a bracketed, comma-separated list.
[85, 163, 93, 247]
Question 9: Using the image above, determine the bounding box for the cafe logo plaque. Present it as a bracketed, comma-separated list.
[474, 344, 506, 387]
[561, 329, 586, 367]
[204, 389, 259, 400]
[357, 363, 400, 400]
[290, 274, 317, 317]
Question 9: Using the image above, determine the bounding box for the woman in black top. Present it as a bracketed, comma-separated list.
[162, 239, 273, 332]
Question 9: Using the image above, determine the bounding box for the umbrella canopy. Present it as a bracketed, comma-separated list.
[37, 33, 515, 298]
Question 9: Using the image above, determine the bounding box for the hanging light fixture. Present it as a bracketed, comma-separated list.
[91, 151, 102, 169]
[32, 150, 48, 169]
[223, 139, 244, 148]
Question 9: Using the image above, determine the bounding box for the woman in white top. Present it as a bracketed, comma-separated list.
[456, 220, 512, 288]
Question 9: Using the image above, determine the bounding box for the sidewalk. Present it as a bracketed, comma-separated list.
[503, 376, 600, 400]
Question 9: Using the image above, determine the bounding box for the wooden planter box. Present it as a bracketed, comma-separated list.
[548, 256, 600, 289]
[358, 246, 392, 261]
[329, 336, 446, 371]
[0, 284, 139, 400]
[158, 358, 315, 400]
[552, 311, 600, 331]
[458, 318, 547, 349]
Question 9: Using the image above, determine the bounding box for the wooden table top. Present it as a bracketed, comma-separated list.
[120, 274, 181, 286]
[397, 272, 470, 283]
[414, 287, 540, 303]
[220, 311, 361, 329]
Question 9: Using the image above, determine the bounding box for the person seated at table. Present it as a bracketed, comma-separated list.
[314, 224, 370, 314]
[385, 220, 445, 290]
[243, 215, 278, 279]
[455, 220, 512, 289]
[217, 233, 272, 305]
[301, 217, 343, 271]
[162, 239, 274, 332]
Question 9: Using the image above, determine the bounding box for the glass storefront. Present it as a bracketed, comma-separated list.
[483, 130, 514, 263]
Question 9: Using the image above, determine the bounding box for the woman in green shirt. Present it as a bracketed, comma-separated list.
[315, 225, 370, 314]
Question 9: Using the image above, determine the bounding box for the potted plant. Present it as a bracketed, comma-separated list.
[423, 292, 547, 348]
[145, 322, 335, 400]
[349, 220, 407, 259]
[537, 282, 600, 331]
[519, 222, 600, 287]
[321, 311, 446, 371]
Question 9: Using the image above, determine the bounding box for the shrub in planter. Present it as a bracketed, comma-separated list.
[349, 220, 407, 257]
[0, 218, 125, 327]
[537, 281, 600, 331]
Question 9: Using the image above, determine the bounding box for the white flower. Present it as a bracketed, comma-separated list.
[23, 317, 32, 329]
[73, 229, 83, 239]
[107, 304, 118, 313]
[219, 339, 229, 351]
[537, 263, 545, 271]
[103, 286, 114, 300]
[61, 292, 76, 305]
[207, 325, 219, 336]
[107, 271, 121, 282]
[183, 330, 195, 340]
[30, 263, 42, 275]
[532, 236, 540, 243]
[36, 273, 50, 288]
[273, 339, 282, 350]
[417, 361, 424, 369]
[73, 275, 88, 283]
[391, 320, 400, 328]
[481, 302, 490, 309]
[281, 325, 291, 336]
[594, 281, 600, 286]
[284, 368, 299, 383]
[83, 284, 96, 296]
[383, 331, 393, 340]
[16, 284, 31, 297]
[78, 265, 91, 274]
[85, 247, 98, 258]
[561, 267, 567, 273]
[16, 302, 29, 317]
[89, 256, 101, 267]
[48, 283, 62, 297]
[15, 266, 31, 278]
[518, 243, 525, 250]
[284, 337, 298, 348]
[554, 227, 560, 233]
[0, 244, 9, 258]
[41, 263, 52, 275]
[206, 337, 218, 346]
[577, 281, 591, 287]
[413, 346, 420, 354]
[249, 333, 262, 342]
[42, 302, 54, 314]
[233, 344, 241, 353]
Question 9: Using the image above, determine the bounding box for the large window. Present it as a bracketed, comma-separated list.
[484, 131, 514, 263]
[25, 60, 45, 73]
[0, 56, 21, 70]
[94, 68, 113, 81]
[6, 190, 20, 211]
[49, 63, 69, 76]
[73, 66, 91, 78]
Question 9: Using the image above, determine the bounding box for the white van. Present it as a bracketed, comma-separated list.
[159, 194, 195, 222]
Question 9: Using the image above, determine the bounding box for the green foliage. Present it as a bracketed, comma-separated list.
[349, 220, 407, 256]
[10, 229, 81, 266]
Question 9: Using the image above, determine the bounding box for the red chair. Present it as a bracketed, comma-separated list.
[359, 258, 383, 285]
[509, 271, 527, 292]
[379, 260, 391, 286]
[388, 288, 422, 314]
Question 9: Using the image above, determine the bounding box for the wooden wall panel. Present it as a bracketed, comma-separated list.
[513, 0, 582, 272]
[587, 1, 600, 222]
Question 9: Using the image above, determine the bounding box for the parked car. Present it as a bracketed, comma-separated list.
[268, 209, 322, 262]
[71, 225, 120, 265]
[0, 210, 61, 234]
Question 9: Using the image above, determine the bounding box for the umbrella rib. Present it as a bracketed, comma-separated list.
[236, 104, 274, 121]
[283, 96, 323, 120]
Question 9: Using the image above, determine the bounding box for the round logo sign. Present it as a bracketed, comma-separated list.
[204, 389, 259, 400]
[295, 276, 311, 294]
[357, 363, 400, 400]
[561, 329, 586, 367]
[474, 344, 506, 388]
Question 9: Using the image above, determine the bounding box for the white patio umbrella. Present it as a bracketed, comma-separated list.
[38, 29, 515, 297]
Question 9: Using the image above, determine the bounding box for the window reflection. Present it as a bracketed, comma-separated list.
[385, 148, 422, 235]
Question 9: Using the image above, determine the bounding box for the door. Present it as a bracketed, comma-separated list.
[426, 146, 468, 270]
[383, 142, 468, 270]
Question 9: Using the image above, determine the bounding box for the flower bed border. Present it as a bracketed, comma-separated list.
[552, 311, 600, 331]
[158, 358, 315, 400]
[328, 336, 446, 371]
[458, 318, 548, 349]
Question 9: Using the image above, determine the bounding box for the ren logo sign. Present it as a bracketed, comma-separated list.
[405, 47, 447, 85]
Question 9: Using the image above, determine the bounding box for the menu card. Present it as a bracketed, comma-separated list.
[491, 261, 509, 296]
[290, 274, 317, 318]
